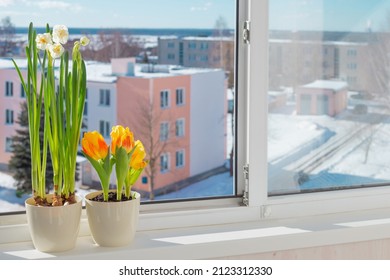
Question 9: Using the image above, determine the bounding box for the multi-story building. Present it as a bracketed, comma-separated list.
[0, 57, 227, 197]
[158, 36, 234, 87]
[268, 31, 384, 95]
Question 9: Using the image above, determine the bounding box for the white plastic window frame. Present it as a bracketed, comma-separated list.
[0, 0, 259, 239]
[250, 0, 390, 221]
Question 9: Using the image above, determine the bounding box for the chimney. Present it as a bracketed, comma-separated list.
[111, 57, 136, 76]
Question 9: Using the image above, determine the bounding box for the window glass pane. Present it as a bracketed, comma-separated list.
[0, 0, 236, 213]
[268, 0, 390, 195]
[105, 90, 110, 106]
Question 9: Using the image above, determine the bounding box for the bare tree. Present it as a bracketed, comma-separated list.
[0, 16, 15, 56]
[126, 96, 179, 200]
[210, 16, 235, 88]
[81, 31, 142, 62]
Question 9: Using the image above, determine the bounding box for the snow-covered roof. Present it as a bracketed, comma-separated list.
[0, 58, 221, 83]
[158, 36, 233, 42]
[0, 58, 27, 69]
[270, 39, 368, 46]
[182, 36, 233, 41]
[302, 80, 348, 91]
[85, 62, 117, 83]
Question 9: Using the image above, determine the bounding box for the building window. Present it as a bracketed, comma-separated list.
[160, 153, 169, 173]
[176, 118, 185, 137]
[167, 53, 175, 60]
[20, 84, 25, 98]
[176, 88, 184, 105]
[5, 81, 13, 97]
[160, 122, 169, 141]
[188, 54, 196, 61]
[347, 49, 357, 56]
[5, 137, 13, 153]
[84, 89, 88, 116]
[347, 63, 357, 70]
[176, 150, 185, 168]
[99, 89, 110, 106]
[160, 90, 170, 108]
[200, 42, 209, 50]
[200, 55, 209, 62]
[5, 109, 14, 125]
[188, 42, 196, 49]
[167, 42, 175, 48]
[99, 120, 110, 138]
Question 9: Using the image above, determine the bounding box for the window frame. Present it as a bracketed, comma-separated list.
[99, 89, 110, 106]
[159, 121, 169, 141]
[5, 81, 13, 97]
[175, 118, 185, 137]
[5, 137, 13, 153]
[248, 0, 390, 219]
[175, 149, 185, 168]
[1, 0, 390, 247]
[20, 83, 25, 98]
[160, 89, 170, 109]
[5, 109, 14, 125]
[160, 152, 170, 173]
[99, 120, 110, 138]
[0, 0, 253, 238]
[176, 88, 185, 106]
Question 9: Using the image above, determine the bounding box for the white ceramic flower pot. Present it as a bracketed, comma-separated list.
[25, 194, 82, 252]
[85, 191, 140, 247]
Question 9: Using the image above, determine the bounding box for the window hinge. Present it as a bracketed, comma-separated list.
[242, 163, 249, 206]
[243, 20, 250, 44]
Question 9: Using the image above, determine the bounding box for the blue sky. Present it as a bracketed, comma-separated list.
[0, 0, 236, 29]
[270, 0, 390, 32]
[2, 0, 390, 31]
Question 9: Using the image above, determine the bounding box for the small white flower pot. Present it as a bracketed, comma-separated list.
[85, 191, 140, 247]
[25, 194, 82, 252]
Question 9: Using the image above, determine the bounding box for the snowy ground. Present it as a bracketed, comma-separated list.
[0, 170, 234, 213]
[2, 93, 390, 212]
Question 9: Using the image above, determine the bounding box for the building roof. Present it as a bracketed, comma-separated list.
[302, 80, 348, 91]
[0, 58, 222, 83]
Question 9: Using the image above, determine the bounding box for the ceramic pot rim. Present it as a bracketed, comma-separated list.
[25, 194, 82, 207]
[85, 190, 140, 202]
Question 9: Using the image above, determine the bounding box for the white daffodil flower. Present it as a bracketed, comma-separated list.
[52, 25, 69, 44]
[80, 36, 90, 47]
[47, 43, 64, 59]
[35, 33, 53, 50]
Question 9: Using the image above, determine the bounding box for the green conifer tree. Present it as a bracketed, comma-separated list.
[9, 102, 54, 195]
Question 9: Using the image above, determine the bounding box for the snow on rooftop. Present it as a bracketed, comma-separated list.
[85, 61, 117, 83]
[182, 36, 233, 41]
[302, 80, 348, 91]
[0, 58, 27, 69]
[269, 39, 368, 46]
[0, 58, 220, 83]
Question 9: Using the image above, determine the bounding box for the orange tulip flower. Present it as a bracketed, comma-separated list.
[130, 140, 148, 169]
[110, 125, 135, 155]
[81, 131, 109, 161]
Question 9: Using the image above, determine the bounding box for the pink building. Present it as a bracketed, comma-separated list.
[112, 59, 227, 195]
[0, 58, 227, 197]
[0, 59, 28, 169]
[296, 80, 348, 116]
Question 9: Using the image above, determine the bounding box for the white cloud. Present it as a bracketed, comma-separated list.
[191, 1, 212, 12]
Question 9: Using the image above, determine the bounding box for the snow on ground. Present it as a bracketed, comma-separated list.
[0, 173, 29, 213]
[155, 172, 233, 200]
[2, 94, 390, 211]
[328, 122, 390, 181]
[0, 170, 234, 213]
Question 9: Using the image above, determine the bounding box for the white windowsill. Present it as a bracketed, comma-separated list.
[1, 207, 390, 260]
